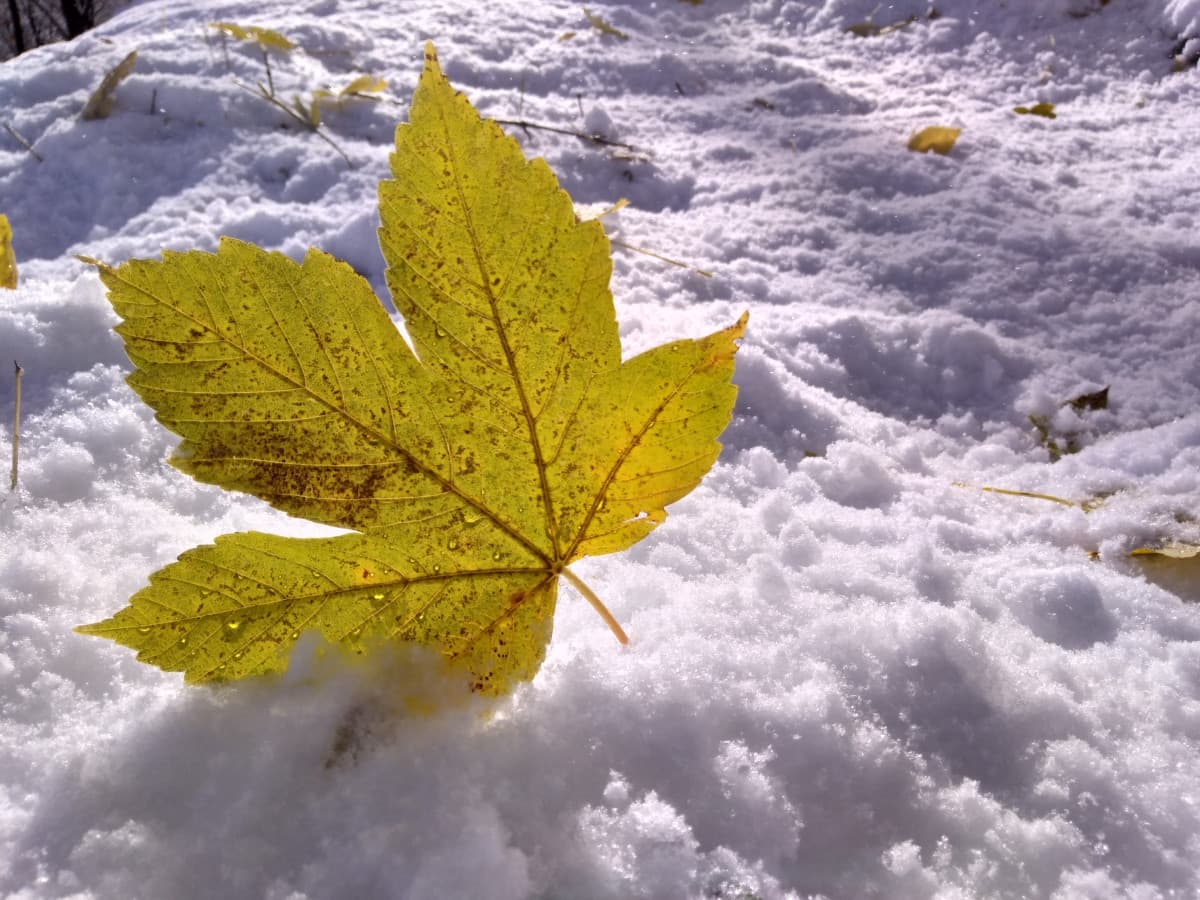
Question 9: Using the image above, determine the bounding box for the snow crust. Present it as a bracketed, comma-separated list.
[2, 1, 1199, 897]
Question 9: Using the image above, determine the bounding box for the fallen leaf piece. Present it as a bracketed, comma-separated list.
[1130, 545, 1200, 603]
[1029, 413, 1080, 461]
[590, 198, 629, 220]
[907, 126, 960, 154]
[304, 74, 389, 126]
[293, 93, 322, 127]
[210, 22, 296, 51]
[1131, 543, 1200, 559]
[1014, 102, 1057, 119]
[847, 7, 939, 37]
[78, 44, 746, 698]
[0, 214, 15, 289]
[1067, 386, 1108, 411]
[846, 21, 880, 37]
[847, 16, 915, 36]
[584, 7, 629, 40]
[341, 75, 387, 97]
[81, 50, 138, 120]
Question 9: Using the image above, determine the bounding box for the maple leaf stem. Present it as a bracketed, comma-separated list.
[562, 567, 628, 645]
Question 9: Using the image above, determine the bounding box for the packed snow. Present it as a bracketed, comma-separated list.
[3, 1, 1200, 897]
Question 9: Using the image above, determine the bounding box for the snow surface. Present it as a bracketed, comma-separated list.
[3, 1, 1200, 897]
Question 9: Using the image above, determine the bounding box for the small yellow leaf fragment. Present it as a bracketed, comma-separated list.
[0, 214, 16, 289]
[1014, 102, 1057, 119]
[584, 7, 630, 40]
[1129, 543, 1200, 604]
[1131, 543, 1200, 559]
[296, 94, 322, 127]
[81, 50, 138, 120]
[341, 75, 388, 97]
[249, 27, 296, 51]
[907, 126, 961, 154]
[302, 76, 387, 127]
[209, 22, 295, 51]
[846, 22, 880, 36]
[209, 21, 250, 40]
[576, 198, 629, 221]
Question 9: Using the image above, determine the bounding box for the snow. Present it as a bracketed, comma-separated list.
[2, 0, 1200, 897]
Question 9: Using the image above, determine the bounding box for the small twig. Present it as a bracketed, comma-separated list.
[3, 122, 44, 162]
[235, 80, 354, 168]
[611, 238, 713, 278]
[954, 481, 1077, 508]
[10, 361, 22, 492]
[493, 117, 644, 154]
[262, 48, 275, 97]
[149, 87, 158, 115]
[981, 485, 1075, 507]
[576, 93, 585, 119]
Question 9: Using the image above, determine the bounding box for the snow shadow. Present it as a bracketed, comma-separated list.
[725, 345, 844, 464]
[796, 311, 1033, 425]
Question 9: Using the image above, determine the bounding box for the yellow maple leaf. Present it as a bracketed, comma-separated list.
[77, 44, 746, 697]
